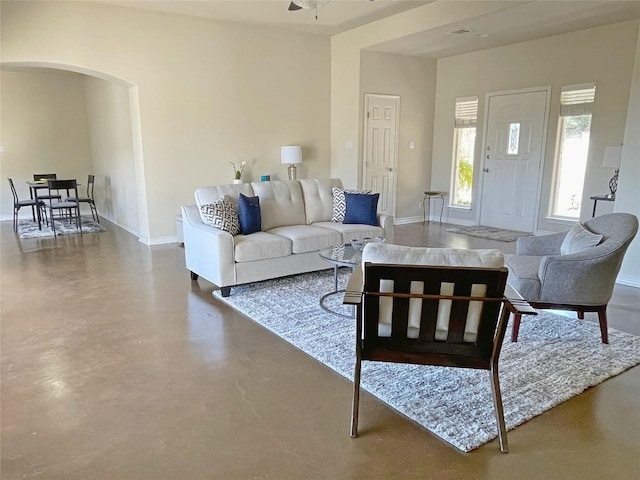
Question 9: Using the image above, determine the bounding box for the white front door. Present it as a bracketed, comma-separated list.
[480, 89, 549, 232]
[362, 94, 399, 218]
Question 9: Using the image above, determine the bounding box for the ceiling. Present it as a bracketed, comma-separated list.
[95, 1, 640, 59]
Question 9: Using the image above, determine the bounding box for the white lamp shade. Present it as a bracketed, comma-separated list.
[281, 146, 302, 164]
[602, 146, 622, 168]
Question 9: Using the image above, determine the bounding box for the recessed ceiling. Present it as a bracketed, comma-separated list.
[97, 0, 433, 36]
[93, 1, 640, 58]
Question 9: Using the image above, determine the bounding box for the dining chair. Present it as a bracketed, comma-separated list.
[8, 177, 46, 231]
[344, 260, 536, 453]
[66, 174, 99, 223]
[47, 179, 82, 235]
[32, 173, 62, 205]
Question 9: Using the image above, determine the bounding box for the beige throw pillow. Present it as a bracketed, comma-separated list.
[560, 223, 603, 255]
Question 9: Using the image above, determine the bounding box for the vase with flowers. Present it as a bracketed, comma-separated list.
[230, 161, 247, 184]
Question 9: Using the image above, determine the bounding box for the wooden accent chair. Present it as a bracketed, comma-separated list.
[344, 260, 535, 453]
[505, 213, 638, 344]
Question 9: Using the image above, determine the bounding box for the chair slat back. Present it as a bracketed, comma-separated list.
[361, 263, 509, 369]
[48, 179, 78, 198]
[33, 173, 57, 181]
[87, 174, 95, 198]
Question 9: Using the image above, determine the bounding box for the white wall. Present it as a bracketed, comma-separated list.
[1, 0, 330, 243]
[615, 30, 640, 286]
[360, 51, 437, 221]
[0, 69, 93, 219]
[432, 20, 638, 231]
[83, 76, 139, 235]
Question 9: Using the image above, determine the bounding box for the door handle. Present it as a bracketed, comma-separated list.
[483, 168, 490, 173]
[387, 167, 396, 172]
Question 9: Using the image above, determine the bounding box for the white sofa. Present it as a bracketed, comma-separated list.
[181, 178, 394, 296]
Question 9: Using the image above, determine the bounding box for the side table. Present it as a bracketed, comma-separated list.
[422, 191, 445, 224]
[589, 194, 615, 217]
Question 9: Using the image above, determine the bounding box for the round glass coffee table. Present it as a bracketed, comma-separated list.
[318, 244, 362, 318]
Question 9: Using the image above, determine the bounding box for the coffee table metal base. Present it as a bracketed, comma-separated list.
[319, 265, 353, 318]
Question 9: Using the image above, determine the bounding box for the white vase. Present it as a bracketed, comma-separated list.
[232, 179, 242, 184]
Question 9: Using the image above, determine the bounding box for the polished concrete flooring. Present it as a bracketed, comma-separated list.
[1, 219, 639, 479]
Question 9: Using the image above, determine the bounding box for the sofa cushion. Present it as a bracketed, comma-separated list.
[560, 222, 603, 255]
[238, 194, 261, 235]
[299, 178, 343, 224]
[361, 244, 505, 342]
[251, 180, 306, 231]
[344, 192, 379, 226]
[313, 221, 385, 244]
[234, 231, 292, 263]
[200, 195, 240, 235]
[331, 187, 370, 222]
[268, 225, 342, 254]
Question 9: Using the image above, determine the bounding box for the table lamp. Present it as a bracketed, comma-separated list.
[602, 146, 622, 197]
[281, 145, 302, 181]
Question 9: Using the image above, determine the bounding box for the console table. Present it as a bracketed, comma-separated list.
[590, 194, 615, 217]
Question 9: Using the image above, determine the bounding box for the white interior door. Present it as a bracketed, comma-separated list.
[480, 89, 549, 232]
[362, 94, 399, 217]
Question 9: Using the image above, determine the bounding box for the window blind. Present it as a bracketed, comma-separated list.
[455, 97, 478, 127]
[560, 83, 596, 116]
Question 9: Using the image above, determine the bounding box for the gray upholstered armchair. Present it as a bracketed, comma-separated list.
[505, 212, 638, 344]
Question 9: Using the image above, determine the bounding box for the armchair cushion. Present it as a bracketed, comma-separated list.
[560, 223, 603, 255]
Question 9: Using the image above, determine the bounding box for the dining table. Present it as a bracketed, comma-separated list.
[27, 179, 81, 230]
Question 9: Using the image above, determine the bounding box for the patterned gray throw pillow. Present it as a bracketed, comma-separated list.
[331, 187, 370, 222]
[200, 195, 240, 235]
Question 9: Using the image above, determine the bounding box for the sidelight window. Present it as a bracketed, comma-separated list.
[451, 97, 478, 207]
[550, 83, 596, 219]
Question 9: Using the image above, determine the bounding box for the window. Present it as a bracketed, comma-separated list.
[551, 84, 596, 219]
[451, 97, 478, 207]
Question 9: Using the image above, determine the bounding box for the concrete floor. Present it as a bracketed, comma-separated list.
[1, 219, 639, 479]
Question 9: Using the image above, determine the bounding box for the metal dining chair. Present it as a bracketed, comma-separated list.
[8, 177, 46, 231]
[33, 174, 62, 206]
[65, 174, 99, 223]
[47, 179, 83, 235]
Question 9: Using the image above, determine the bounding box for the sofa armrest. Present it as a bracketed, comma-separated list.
[181, 204, 236, 288]
[378, 214, 395, 242]
[516, 231, 566, 255]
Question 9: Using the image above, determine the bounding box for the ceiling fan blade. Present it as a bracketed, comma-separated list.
[288, 2, 303, 11]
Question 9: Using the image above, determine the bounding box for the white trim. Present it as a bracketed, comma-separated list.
[616, 274, 640, 288]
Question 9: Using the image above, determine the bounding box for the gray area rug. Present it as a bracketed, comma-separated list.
[17, 216, 105, 238]
[445, 225, 531, 242]
[214, 270, 640, 452]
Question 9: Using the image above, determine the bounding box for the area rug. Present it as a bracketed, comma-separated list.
[213, 270, 640, 452]
[17, 216, 105, 238]
[445, 225, 531, 242]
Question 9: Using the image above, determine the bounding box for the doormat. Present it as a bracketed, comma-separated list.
[445, 225, 532, 242]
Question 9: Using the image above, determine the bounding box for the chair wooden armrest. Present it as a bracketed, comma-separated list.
[343, 264, 363, 305]
[504, 284, 537, 315]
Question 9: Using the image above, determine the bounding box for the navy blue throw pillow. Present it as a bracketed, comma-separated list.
[238, 193, 261, 235]
[343, 192, 379, 226]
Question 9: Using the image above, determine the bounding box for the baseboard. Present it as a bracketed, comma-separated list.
[617, 274, 640, 288]
[148, 235, 179, 246]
